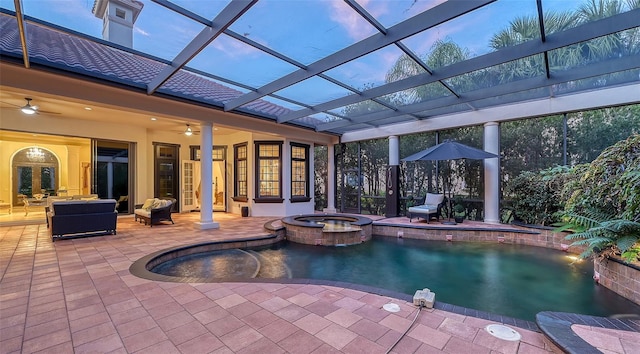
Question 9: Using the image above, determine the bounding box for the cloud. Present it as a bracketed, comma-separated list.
[328, 0, 376, 40]
[50, 0, 96, 20]
[134, 27, 149, 36]
[209, 34, 262, 59]
[404, 0, 447, 18]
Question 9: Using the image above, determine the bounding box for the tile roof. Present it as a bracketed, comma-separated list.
[0, 13, 296, 122]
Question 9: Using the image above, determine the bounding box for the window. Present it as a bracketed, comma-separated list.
[255, 141, 283, 203]
[190, 145, 227, 161]
[291, 143, 310, 202]
[233, 143, 248, 202]
[115, 8, 126, 20]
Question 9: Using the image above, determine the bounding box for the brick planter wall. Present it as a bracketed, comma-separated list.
[594, 257, 640, 306]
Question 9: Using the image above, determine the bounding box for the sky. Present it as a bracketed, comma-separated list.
[1, 0, 584, 110]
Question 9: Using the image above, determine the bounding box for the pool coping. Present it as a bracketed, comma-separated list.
[373, 221, 540, 234]
[280, 213, 373, 229]
[536, 311, 640, 354]
[129, 234, 540, 332]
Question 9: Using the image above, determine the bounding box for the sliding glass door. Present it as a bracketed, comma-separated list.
[92, 140, 135, 213]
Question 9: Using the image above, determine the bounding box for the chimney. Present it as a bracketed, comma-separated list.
[92, 0, 143, 48]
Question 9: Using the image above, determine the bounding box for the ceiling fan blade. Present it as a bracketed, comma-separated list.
[0, 101, 22, 108]
[36, 109, 61, 115]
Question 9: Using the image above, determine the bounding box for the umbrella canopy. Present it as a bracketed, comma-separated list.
[401, 140, 498, 162]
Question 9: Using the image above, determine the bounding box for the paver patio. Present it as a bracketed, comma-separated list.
[0, 212, 629, 353]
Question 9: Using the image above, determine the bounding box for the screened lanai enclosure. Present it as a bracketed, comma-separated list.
[323, 104, 640, 219]
[1, 0, 639, 221]
[2, 0, 638, 134]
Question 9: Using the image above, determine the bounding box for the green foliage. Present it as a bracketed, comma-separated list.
[557, 134, 640, 262]
[559, 211, 640, 263]
[565, 134, 640, 221]
[453, 203, 465, 216]
[504, 166, 572, 225]
[314, 146, 328, 211]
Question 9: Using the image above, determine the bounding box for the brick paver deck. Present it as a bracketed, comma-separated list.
[1, 213, 566, 353]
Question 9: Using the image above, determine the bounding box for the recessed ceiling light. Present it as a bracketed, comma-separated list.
[150, 117, 157, 121]
[84, 107, 92, 111]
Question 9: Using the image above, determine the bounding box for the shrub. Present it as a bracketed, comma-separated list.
[504, 166, 571, 225]
[564, 134, 640, 221]
[559, 134, 640, 262]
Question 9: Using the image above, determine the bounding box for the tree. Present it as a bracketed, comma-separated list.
[568, 105, 640, 164]
[314, 145, 328, 211]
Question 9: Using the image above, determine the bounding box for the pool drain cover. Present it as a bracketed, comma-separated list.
[485, 324, 521, 341]
[382, 303, 401, 313]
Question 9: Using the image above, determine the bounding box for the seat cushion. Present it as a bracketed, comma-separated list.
[408, 205, 437, 214]
[134, 209, 151, 217]
[424, 193, 444, 205]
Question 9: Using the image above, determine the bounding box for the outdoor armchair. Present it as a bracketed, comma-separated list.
[407, 193, 445, 223]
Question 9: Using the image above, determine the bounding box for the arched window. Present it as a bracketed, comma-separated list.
[12, 147, 59, 205]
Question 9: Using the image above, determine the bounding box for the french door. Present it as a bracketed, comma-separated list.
[181, 160, 197, 211]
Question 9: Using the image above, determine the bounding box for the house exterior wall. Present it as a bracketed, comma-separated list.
[1, 108, 318, 218]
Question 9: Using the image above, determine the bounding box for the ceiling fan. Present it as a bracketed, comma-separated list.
[179, 123, 200, 136]
[0, 97, 61, 115]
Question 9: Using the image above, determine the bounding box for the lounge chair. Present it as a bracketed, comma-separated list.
[407, 193, 445, 223]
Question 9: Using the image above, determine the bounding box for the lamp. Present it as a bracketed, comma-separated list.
[184, 124, 193, 136]
[21, 98, 37, 115]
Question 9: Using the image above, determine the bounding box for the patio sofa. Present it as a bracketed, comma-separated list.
[47, 199, 117, 241]
[134, 198, 176, 227]
[407, 193, 445, 223]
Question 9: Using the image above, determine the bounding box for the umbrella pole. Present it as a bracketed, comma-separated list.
[442, 160, 457, 225]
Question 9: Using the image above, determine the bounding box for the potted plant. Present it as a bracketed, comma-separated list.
[453, 203, 465, 223]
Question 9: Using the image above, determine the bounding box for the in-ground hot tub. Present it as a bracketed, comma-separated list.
[280, 214, 373, 246]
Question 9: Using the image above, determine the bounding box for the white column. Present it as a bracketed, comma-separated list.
[323, 144, 337, 213]
[389, 135, 399, 165]
[196, 121, 219, 229]
[484, 122, 500, 224]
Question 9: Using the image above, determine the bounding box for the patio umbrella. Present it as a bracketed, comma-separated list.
[402, 140, 498, 162]
[402, 140, 498, 224]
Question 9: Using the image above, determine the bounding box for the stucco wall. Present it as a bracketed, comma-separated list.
[1, 109, 317, 218]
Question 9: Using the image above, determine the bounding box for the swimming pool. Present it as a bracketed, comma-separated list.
[150, 237, 640, 321]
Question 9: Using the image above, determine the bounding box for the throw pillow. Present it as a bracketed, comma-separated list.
[151, 198, 168, 209]
[142, 198, 156, 211]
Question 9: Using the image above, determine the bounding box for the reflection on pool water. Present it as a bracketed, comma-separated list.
[316, 220, 361, 232]
[151, 237, 640, 321]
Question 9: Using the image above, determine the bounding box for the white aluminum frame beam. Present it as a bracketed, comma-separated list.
[223, 0, 495, 111]
[146, 0, 257, 94]
[13, 0, 29, 68]
[340, 83, 640, 143]
[317, 54, 640, 131]
[279, 9, 640, 124]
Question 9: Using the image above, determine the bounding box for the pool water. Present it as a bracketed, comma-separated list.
[151, 237, 640, 321]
